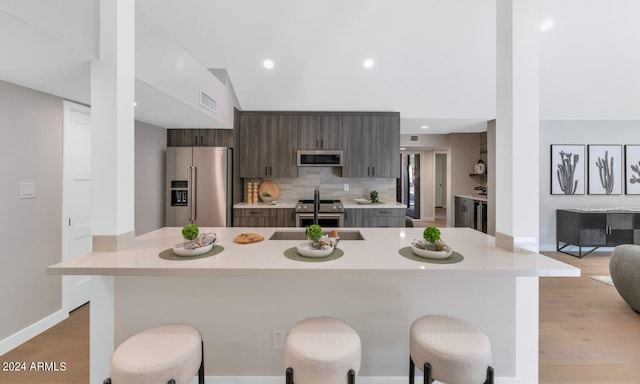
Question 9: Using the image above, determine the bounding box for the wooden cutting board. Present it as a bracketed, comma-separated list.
[258, 181, 280, 201]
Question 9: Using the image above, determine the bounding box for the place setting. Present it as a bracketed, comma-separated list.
[159, 224, 224, 260]
[283, 225, 344, 262]
[398, 227, 464, 264]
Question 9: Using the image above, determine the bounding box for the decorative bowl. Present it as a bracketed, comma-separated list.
[354, 198, 372, 205]
[172, 242, 214, 257]
[411, 244, 453, 259]
[296, 242, 334, 258]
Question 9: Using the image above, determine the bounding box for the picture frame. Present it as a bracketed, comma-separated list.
[625, 145, 640, 195]
[550, 144, 585, 195]
[588, 145, 622, 195]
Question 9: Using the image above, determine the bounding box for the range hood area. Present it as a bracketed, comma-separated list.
[297, 150, 343, 167]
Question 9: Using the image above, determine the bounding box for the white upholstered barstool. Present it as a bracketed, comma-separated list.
[284, 316, 361, 384]
[409, 315, 493, 384]
[103, 324, 204, 384]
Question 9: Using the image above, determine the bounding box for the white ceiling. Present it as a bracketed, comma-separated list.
[1, 0, 639, 134]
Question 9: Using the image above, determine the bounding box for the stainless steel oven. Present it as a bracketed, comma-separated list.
[295, 212, 344, 228]
[294, 199, 344, 227]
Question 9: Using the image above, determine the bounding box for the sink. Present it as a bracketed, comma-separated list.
[269, 230, 365, 241]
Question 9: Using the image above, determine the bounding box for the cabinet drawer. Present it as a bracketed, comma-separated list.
[361, 208, 405, 217]
[234, 208, 277, 218]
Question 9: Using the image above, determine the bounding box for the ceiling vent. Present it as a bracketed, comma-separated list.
[199, 90, 218, 113]
[410, 135, 419, 142]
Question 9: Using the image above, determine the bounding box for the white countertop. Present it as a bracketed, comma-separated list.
[341, 201, 407, 209]
[234, 201, 297, 209]
[455, 194, 488, 202]
[233, 201, 407, 209]
[48, 227, 578, 278]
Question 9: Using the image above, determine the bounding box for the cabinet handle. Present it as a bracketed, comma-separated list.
[372, 167, 375, 176]
[367, 167, 370, 176]
[321, 139, 324, 148]
[200, 135, 204, 145]
[378, 210, 390, 214]
[269, 166, 273, 176]
[249, 211, 261, 215]
[195, 135, 198, 146]
[265, 166, 268, 176]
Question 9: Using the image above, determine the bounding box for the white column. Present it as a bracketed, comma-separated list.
[91, 0, 135, 251]
[495, 0, 540, 253]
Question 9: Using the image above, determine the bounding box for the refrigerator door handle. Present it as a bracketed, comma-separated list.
[187, 165, 194, 222]
[192, 166, 197, 222]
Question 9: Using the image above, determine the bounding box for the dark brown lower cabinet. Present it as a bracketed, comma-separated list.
[233, 208, 295, 227]
[556, 209, 640, 257]
[344, 208, 405, 228]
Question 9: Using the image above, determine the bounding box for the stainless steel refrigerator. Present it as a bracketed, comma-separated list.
[166, 147, 232, 227]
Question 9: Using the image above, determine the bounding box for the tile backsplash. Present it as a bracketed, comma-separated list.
[244, 167, 397, 202]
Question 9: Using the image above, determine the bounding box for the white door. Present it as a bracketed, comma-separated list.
[62, 101, 92, 311]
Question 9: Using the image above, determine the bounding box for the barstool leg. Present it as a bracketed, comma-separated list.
[285, 367, 293, 384]
[484, 366, 494, 384]
[348, 368, 356, 384]
[199, 341, 205, 384]
[409, 357, 415, 384]
[423, 362, 432, 384]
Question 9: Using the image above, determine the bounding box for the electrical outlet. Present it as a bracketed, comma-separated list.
[272, 329, 285, 349]
[344, 183, 349, 192]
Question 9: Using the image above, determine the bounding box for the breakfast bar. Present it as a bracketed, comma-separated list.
[48, 227, 579, 384]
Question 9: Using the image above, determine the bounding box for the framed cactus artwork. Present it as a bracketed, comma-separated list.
[625, 145, 640, 195]
[588, 145, 622, 195]
[551, 145, 585, 195]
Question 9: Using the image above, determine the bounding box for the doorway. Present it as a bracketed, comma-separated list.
[62, 101, 93, 311]
[401, 153, 420, 218]
[435, 153, 447, 223]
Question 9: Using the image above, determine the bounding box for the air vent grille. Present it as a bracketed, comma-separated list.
[199, 90, 218, 113]
[410, 135, 419, 142]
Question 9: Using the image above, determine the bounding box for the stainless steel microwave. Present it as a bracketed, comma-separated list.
[297, 150, 343, 167]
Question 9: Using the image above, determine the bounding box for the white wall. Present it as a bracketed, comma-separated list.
[134, 121, 167, 236]
[538, 120, 640, 251]
[0, 80, 63, 341]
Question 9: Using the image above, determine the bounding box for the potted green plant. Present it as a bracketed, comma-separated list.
[306, 224, 323, 246]
[182, 224, 199, 241]
[423, 226, 441, 245]
[261, 192, 272, 204]
[370, 190, 379, 203]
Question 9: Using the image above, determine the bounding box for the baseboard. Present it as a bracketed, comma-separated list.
[0, 309, 68, 356]
[187, 376, 520, 384]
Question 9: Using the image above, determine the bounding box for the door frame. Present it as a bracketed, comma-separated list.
[62, 100, 93, 312]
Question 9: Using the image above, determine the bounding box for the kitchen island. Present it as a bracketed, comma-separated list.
[48, 227, 578, 384]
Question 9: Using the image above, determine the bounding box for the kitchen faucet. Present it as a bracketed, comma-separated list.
[313, 187, 320, 225]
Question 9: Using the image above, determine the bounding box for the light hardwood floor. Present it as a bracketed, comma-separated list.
[0, 303, 89, 384]
[1, 252, 639, 383]
[539, 251, 640, 383]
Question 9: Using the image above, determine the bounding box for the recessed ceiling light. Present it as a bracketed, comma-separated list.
[263, 59, 274, 69]
[540, 19, 554, 31]
[421, 125, 429, 129]
[363, 59, 374, 69]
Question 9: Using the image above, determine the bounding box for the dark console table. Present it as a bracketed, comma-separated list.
[556, 209, 640, 257]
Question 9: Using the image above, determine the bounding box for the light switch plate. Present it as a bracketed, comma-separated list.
[19, 182, 36, 199]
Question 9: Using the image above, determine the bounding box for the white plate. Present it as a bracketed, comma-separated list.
[173, 242, 214, 257]
[411, 244, 453, 259]
[296, 242, 334, 258]
[354, 198, 372, 205]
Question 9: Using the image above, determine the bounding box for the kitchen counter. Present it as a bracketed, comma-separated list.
[233, 201, 407, 209]
[341, 200, 407, 209]
[48, 227, 574, 277]
[233, 201, 297, 208]
[455, 194, 488, 202]
[48, 227, 577, 383]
